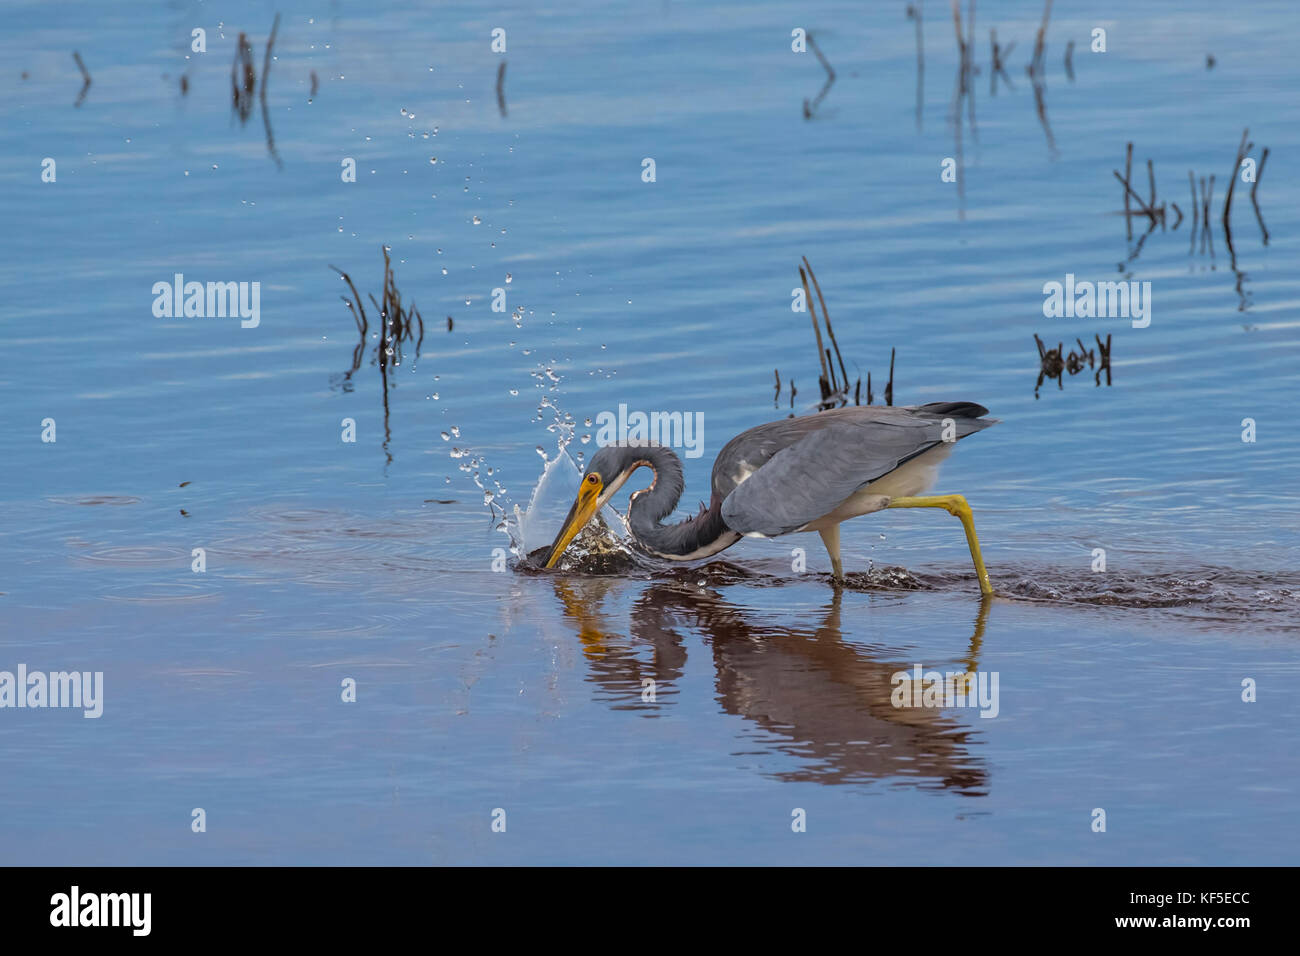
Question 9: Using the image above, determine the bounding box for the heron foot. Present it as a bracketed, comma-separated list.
[885, 494, 994, 596]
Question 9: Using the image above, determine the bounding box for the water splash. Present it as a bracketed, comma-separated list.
[502, 445, 627, 563]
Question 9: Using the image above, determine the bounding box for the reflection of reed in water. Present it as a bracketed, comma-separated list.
[72, 51, 92, 108]
[1025, 0, 1057, 158]
[231, 33, 256, 123]
[551, 577, 991, 792]
[906, 3, 924, 127]
[801, 32, 836, 120]
[954, 1, 1065, 172]
[229, 16, 283, 168]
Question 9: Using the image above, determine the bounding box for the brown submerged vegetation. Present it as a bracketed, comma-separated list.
[1034, 334, 1111, 398]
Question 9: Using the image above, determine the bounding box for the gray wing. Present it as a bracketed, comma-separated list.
[718, 403, 994, 537]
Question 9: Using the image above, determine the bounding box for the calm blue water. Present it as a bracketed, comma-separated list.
[1, 0, 1298, 864]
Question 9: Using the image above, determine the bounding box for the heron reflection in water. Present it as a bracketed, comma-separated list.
[544, 403, 997, 593]
[551, 576, 991, 792]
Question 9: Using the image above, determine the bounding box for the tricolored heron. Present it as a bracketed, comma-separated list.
[543, 402, 997, 594]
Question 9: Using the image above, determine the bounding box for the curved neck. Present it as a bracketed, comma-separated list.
[623, 446, 738, 560]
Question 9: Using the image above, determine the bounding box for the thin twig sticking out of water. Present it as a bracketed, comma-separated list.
[1218, 128, 1270, 310]
[330, 265, 368, 386]
[1112, 143, 1167, 253]
[332, 266, 368, 334]
[797, 261, 853, 407]
[1186, 171, 1215, 257]
[864, 352, 897, 407]
[1201, 175, 1216, 257]
[797, 268, 829, 388]
[374, 245, 425, 371]
[329, 248, 428, 465]
[1221, 127, 1267, 243]
[329, 249, 427, 387]
[1221, 129, 1250, 229]
[1122, 130, 1270, 286]
[776, 260, 896, 411]
[496, 61, 508, 117]
[803, 256, 849, 391]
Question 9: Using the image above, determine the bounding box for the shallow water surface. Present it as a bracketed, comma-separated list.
[1, 0, 1298, 864]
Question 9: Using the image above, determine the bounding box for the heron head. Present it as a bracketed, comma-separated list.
[542, 445, 638, 569]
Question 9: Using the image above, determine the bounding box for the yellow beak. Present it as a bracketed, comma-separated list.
[543, 481, 603, 569]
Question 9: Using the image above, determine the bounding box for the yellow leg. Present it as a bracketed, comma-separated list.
[818, 525, 844, 582]
[886, 495, 994, 596]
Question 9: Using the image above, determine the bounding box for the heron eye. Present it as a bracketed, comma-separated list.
[586, 474, 599, 484]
